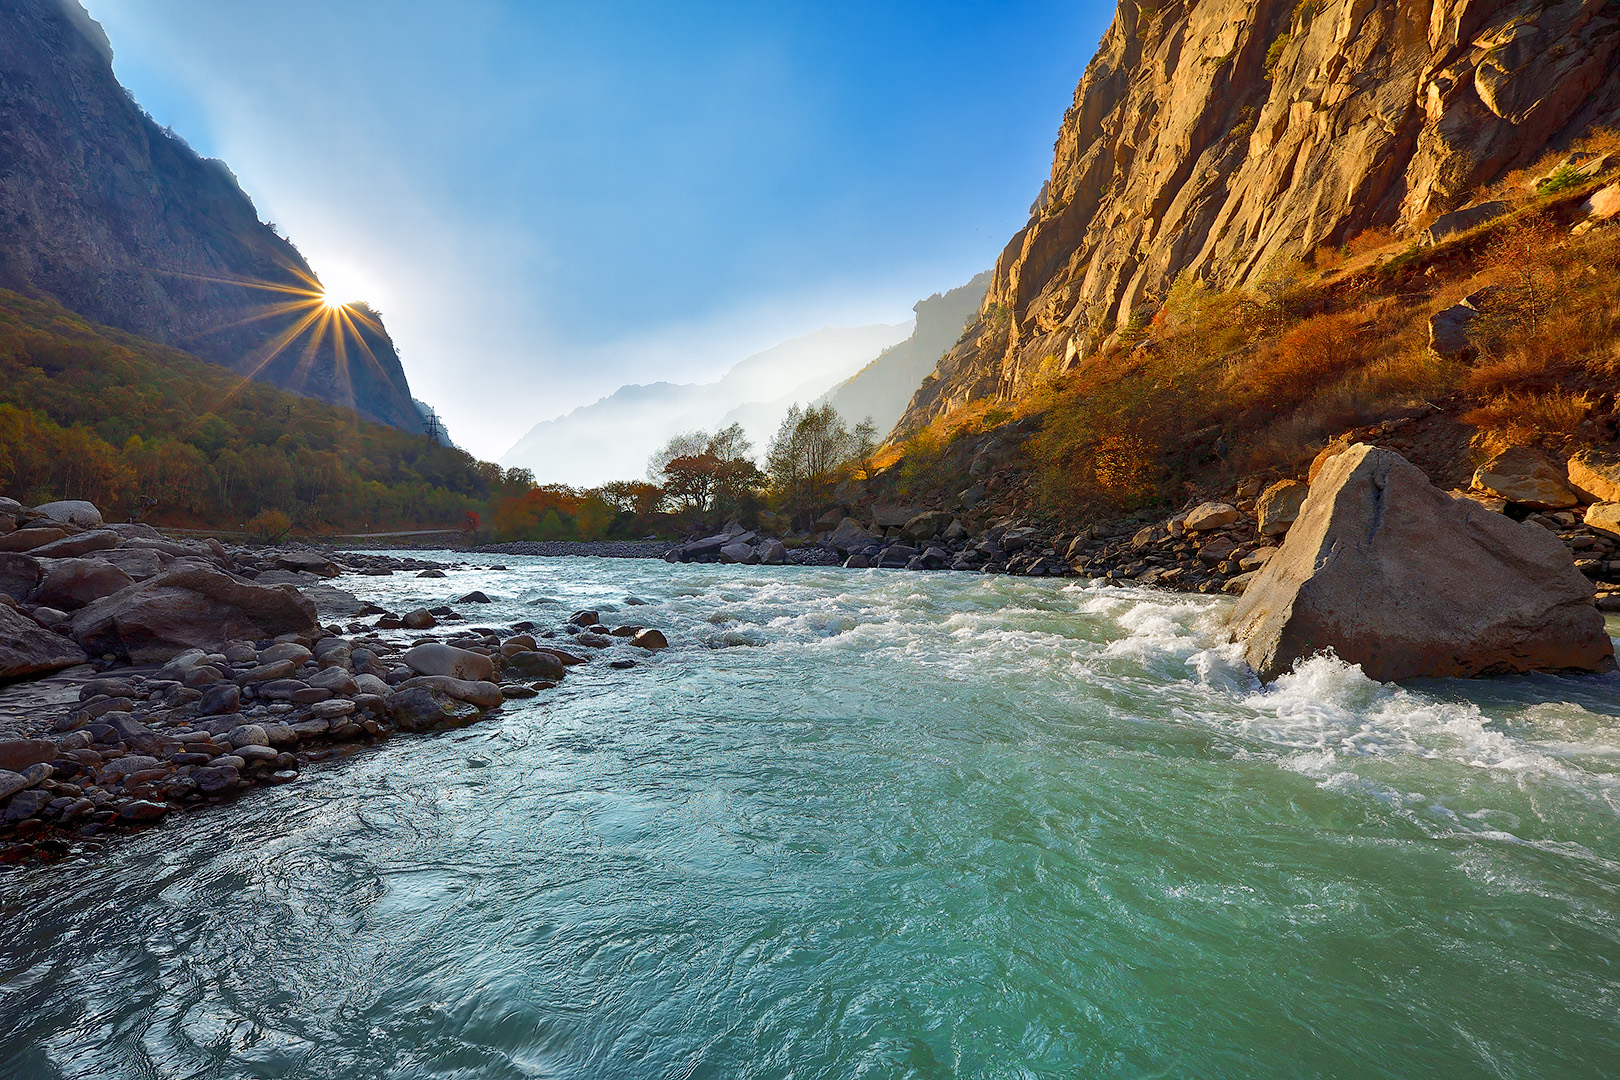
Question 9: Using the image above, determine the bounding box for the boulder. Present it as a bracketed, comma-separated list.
[299, 583, 368, 617]
[26, 530, 120, 559]
[387, 686, 482, 732]
[274, 552, 340, 577]
[719, 541, 758, 565]
[0, 553, 43, 601]
[395, 675, 503, 709]
[1567, 450, 1620, 504]
[504, 650, 565, 680]
[870, 504, 922, 529]
[0, 527, 68, 553]
[70, 567, 319, 662]
[32, 500, 103, 528]
[402, 608, 437, 630]
[402, 642, 495, 682]
[0, 602, 88, 679]
[1585, 502, 1620, 539]
[828, 518, 877, 554]
[901, 511, 954, 543]
[1581, 182, 1620, 222]
[1231, 444, 1614, 682]
[759, 540, 788, 565]
[1429, 304, 1478, 358]
[32, 558, 134, 611]
[99, 547, 165, 581]
[0, 738, 56, 772]
[1421, 200, 1511, 246]
[1471, 447, 1578, 509]
[1184, 502, 1239, 532]
[631, 628, 668, 651]
[1256, 481, 1309, 536]
[198, 683, 241, 716]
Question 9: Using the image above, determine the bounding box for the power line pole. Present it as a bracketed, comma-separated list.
[424, 408, 442, 445]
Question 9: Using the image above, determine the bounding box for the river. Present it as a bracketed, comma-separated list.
[2, 554, 1619, 1078]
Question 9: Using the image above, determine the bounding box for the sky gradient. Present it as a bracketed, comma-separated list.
[84, 1, 1113, 461]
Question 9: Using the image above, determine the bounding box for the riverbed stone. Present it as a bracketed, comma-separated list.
[0, 553, 43, 602]
[1231, 444, 1614, 682]
[631, 628, 669, 651]
[1471, 447, 1579, 509]
[402, 642, 494, 682]
[1256, 481, 1309, 536]
[198, 683, 241, 716]
[505, 650, 565, 680]
[71, 567, 319, 662]
[402, 608, 437, 629]
[0, 602, 89, 680]
[397, 675, 503, 708]
[0, 738, 56, 772]
[1184, 502, 1239, 532]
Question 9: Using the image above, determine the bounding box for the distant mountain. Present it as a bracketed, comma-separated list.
[501, 323, 910, 486]
[817, 271, 990, 439]
[0, 0, 426, 433]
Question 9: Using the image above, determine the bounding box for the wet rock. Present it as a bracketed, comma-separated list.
[568, 610, 599, 626]
[505, 650, 565, 680]
[843, 553, 874, 569]
[117, 800, 169, 822]
[417, 569, 447, 579]
[397, 675, 502, 708]
[311, 699, 355, 720]
[574, 632, 612, 647]
[388, 686, 478, 732]
[1231, 445, 1614, 682]
[195, 765, 239, 794]
[631, 628, 669, 651]
[70, 567, 318, 662]
[402, 609, 437, 630]
[457, 591, 491, 604]
[402, 642, 495, 682]
[197, 682, 241, 716]
[227, 724, 270, 748]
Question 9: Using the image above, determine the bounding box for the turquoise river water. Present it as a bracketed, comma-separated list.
[2, 554, 1620, 1078]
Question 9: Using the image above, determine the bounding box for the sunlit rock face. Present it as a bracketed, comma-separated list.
[898, 0, 1620, 433]
[0, 0, 426, 433]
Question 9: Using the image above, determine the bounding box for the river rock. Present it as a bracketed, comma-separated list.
[402, 642, 495, 682]
[631, 628, 668, 651]
[388, 686, 481, 731]
[1471, 447, 1578, 509]
[0, 527, 67, 552]
[1256, 481, 1309, 536]
[901, 511, 954, 543]
[27, 529, 121, 559]
[0, 553, 43, 601]
[0, 602, 88, 679]
[70, 567, 319, 662]
[0, 739, 55, 772]
[402, 608, 437, 629]
[504, 650, 565, 680]
[397, 675, 503, 708]
[456, 591, 491, 604]
[274, 552, 339, 577]
[32, 558, 135, 611]
[195, 765, 239, 794]
[32, 500, 103, 529]
[308, 666, 359, 695]
[260, 642, 313, 665]
[719, 541, 758, 565]
[759, 540, 787, 565]
[828, 518, 877, 554]
[1230, 444, 1614, 682]
[198, 683, 241, 716]
[1184, 502, 1239, 532]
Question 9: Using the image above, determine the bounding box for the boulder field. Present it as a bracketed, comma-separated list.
[0, 499, 675, 861]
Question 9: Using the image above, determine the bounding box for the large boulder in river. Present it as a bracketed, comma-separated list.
[402, 642, 495, 682]
[0, 553, 43, 601]
[32, 558, 134, 611]
[32, 500, 103, 528]
[70, 567, 318, 662]
[0, 600, 88, 678]
[828, 517, 877, 554]
[1230, 444, 1614, 683]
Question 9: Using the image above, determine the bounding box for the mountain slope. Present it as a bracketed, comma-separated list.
[818, 271, 990, 438]
[501, 322, 910, 486]
[899, 0, 1620, 433]
[0, 0, 425, 433]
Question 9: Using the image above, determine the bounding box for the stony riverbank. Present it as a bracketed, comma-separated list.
[0, 497, 674, 862]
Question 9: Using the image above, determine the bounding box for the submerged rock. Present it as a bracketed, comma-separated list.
[1230, 444, 1613, 683]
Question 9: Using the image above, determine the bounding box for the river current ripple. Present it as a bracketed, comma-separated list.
[3, 555, 1620, 1078]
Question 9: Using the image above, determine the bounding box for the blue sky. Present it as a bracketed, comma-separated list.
[84, 1, 1112, 459]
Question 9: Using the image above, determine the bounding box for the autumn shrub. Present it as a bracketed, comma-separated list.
[245, 508, 293, 542]
[1462, 391, 1593, 447]
[1237, 311, 1366, 411]
[1346, 227, 1396, 256]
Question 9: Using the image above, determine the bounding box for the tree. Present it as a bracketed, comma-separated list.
[647, 430, 711, 485]
[765, 403, 869, 517]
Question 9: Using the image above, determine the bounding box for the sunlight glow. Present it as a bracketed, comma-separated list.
[320, 290, 346, 310]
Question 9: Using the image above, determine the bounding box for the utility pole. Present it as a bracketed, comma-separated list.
[424, 409, 442, 445]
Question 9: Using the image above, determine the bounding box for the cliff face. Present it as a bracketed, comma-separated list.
[900, 0, 1620, 433]
[0, 0, 425, 433]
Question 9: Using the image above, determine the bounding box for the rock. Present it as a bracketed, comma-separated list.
[1585, 502, 1620, 539]
[759, 540, 787, 565]
[27, 530, 121, 559]
[402, 642, 495, 682]
[307, 666, 359, 695]
[235, 744, 279, 763]
[353, 672, 391, 696]
[1421, 201, 1512, 246]
[118, 801, 169, 822]
[387, 686, 481, 732]
[1198, 537, 1237, 564]
[31, 558, 135, 611]
[1183, 502, 1239, 532]
[505, 650, 565, 680]
[195, 765, 240, 794]
[98, 547, 164, 581]
[1256, 481, 1309, 536]
[1471, 447, 1578, 509]
[843, 553, 873, 569]
[0, 602, 88, 679]
[719, 541, 758, 565]
[0, 553, 43, 601]
[568, 610, 599, 626]
[1452, 490, 1509, 514]
[1567, 451, 1620, 504]
[0, 769, 30, 800]
[402, 608, 437, 630]
[1581, 182, 1620, 222]
[456, 591, 491, 603]
[870, 505, 922, 529]
[417, 568, 447, 579]
[1238, 547, 1278, 572]
[828, 518, 877, 554]
[237, 659, 296, 683]
[1230, 445, 1614, 682]
[298, 583, 368, 617]
[197, 683, 241, 716]
[100, 754, 161, 779]
[311, 698, 355, 719]
[1222, 571, 1259, 595]
[0, 527, 67, 552]
[260, 642, 313, 665]
[631, 628, 668, 651]
[1429, 304, 1477, 358]
[70, 567, 319, 662]
[901, 511, 954, 543]
[397, 675, 503, 708]
[274, 552, 340, 577]
[32, 500, 103, 528]
[574, 632, 612, 648]
[0, 739, 55, 772]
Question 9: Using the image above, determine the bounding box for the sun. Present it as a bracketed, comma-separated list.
[319, 290, 346, 310]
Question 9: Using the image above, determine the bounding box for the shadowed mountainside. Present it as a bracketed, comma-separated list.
[0, 0, 426, 433]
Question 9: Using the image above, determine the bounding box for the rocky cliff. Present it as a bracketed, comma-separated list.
[0, 0, 426, 433]
[899, 0, 1620, 433]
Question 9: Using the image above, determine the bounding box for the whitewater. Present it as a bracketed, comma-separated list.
[2, 555, 1618, 1078]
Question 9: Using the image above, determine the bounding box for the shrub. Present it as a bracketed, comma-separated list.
[1238, 311, 1365, 411]
[245, 508, 292, 542]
